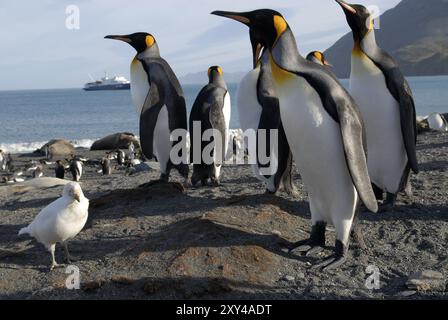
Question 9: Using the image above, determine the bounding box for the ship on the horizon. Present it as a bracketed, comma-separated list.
[83, 73, 130, 91]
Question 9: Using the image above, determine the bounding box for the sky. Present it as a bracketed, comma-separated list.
[0, 0, 401, 90]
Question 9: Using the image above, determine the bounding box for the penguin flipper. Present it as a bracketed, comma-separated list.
[209, 88, 228, 165]
[398, 79, 419, 174]
[139, 85, 163, 160]
[338, 102, 378, 213]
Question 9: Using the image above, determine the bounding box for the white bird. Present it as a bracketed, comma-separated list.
[0, 149, 5, 171]
[18, 182, 89, 270]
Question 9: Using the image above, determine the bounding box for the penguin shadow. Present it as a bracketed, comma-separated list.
[133, 276, 285, 299]
[129, 216, 296, 261]
[2, 196, 59, 212]
[88, 184, 310, 223]
[359, 203, 448, 222]
[417, 141, 448, 151]
[418, 160, 448, 172]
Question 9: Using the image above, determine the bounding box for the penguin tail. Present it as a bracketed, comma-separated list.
[18, 227, 29, 236]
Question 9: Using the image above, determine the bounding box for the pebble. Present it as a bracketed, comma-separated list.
[281, 275, 295, 282]
[398, 290, 417, 297]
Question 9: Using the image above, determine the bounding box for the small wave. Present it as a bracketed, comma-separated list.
[0, 130, 244, 154]
[0, 139, 98, 154]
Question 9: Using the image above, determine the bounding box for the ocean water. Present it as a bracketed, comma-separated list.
[0, 76, 447, 153]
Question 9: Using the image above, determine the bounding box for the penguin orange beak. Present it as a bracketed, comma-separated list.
[335, 0, 357, 15]
[104, 35, 132, 43]
[253, 43, 263, 69]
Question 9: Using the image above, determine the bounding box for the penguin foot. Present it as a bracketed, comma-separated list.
[372, 183, 384, 201]
[264, 188, 277, 196]
[312, 255, 347, 271]
[284, 187, 300, 198]
[210, 178, 220, 187]
[312, 240, 348, 271]
[160, 174, 169, 183]
[200, 178, 211, 187]
[378, 193, 397, 212]
[289, 222, 326, 256]
[49, 263, 65, 272]
[64, 255, 79, 264]
[292, 243, 324, 257]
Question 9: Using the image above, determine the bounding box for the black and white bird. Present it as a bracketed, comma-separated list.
[100, 156, 112, 175]
[69, 157, 83, 182]
[213, 9, 378, 270]
[55, 160, 65, 179]
[105, 33, 189, 183]
[335, 0, 419, 210]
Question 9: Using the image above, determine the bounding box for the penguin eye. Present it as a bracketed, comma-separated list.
[145, 35, 155, 48]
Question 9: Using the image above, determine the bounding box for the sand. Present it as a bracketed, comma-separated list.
[0, 131, 446, 300]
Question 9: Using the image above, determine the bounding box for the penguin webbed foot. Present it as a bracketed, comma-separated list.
[49, 262, 65, 272]
[210, 177, 220, 187]
[289, 222, 326, 256]
[312, 240, 348, 271]
[64, 255, 80, 264]
[378, 193, 397, 213]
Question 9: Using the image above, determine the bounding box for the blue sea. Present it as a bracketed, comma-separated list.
[0, 76, 447, 153]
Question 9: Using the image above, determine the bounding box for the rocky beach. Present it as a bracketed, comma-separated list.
[0, 131, 446, 300]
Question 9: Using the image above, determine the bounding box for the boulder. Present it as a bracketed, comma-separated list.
[90, 132, 140, 151]
[37, 139, 75, 160]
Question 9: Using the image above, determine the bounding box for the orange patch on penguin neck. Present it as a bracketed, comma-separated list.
[273, 15, 287, 44]
[269, 54, 294, 85]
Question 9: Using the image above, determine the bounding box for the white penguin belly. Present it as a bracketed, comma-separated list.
[237, 69, 278, 191]
[350, 55, 407, 194]
[214, 92, 231, 179]
[153, 105, 171, 174]
[131, 58, 150, 115]
[277, 76, 357, 243]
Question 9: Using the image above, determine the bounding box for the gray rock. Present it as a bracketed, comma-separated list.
[398, 290, 417, 297]
[406, 270, 446, 292]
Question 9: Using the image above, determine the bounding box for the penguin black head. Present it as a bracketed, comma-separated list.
[208, 66, 223, 82]
[306, 51, 332, 67]
[105, 32, 156, 53]
[335, 1, 373, 44]
[211, 9, 288, 68]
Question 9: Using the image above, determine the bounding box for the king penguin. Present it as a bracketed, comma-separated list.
[189, 66, 231, 186]
[336, 0, 419, 211]
[236, 36, 296, 195]
[306, 51, 332, 66]
[105, 33, 189, 183]
[212, 9, 378, 270]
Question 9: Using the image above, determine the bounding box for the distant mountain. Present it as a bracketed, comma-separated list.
[180, 71, 246, 85]
[324, 0, 448, 78]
